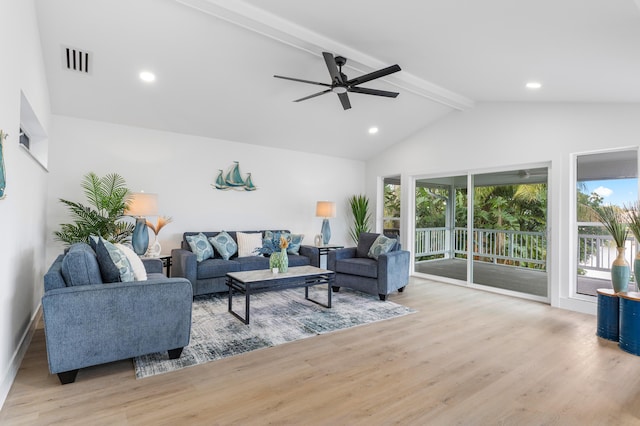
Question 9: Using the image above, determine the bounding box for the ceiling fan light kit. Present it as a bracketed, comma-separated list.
[274, 52, 401, 110]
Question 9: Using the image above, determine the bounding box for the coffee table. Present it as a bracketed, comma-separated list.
[226, 266, 335, 324]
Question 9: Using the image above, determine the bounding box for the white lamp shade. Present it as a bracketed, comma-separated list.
[316, 201, 336, 218]
[125, 192, 158, 217]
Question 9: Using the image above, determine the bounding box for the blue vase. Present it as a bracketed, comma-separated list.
[132, 217, 149, 255]
[321, 218, 331, 245]
[611, 247, 629, 293]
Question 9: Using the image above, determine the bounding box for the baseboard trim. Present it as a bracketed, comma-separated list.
[0, 304, 42, 411]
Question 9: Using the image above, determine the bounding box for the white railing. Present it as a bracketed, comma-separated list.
[416, 227, 547, 268]
[577, 234, 636, 272]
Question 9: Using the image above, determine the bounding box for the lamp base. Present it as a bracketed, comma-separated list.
[132, 217, 149, 255]
[321, 218, 331, 245]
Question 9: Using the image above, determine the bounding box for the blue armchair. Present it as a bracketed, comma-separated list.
[43, 243, 192, 384]
[327, 232, 410, 300]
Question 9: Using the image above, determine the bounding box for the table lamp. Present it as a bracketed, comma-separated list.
[125, 192, 158, 255]
[316, 201, 336, 245]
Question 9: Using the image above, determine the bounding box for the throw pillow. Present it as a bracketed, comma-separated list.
[356, 233, 381, 258]
[287, 233, 304, 255]
[237, 232, 263, 257]
[262, 230, 287, 255]
[209, 231, 237, 260]
[368, 235, 397, 260]
[186, 232, 214, 262]
[115, 243, 147, 281]
[95, 238, 135, 283]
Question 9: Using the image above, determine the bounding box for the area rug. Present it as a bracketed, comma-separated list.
[134, 286, 415, 379]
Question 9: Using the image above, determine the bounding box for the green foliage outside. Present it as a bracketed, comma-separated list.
[54, 172, 135, 245]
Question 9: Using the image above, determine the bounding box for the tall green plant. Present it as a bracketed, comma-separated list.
[593, 204, 628, 248]
[54, 172, 135, 245]
[625, 202, 640, 244]
[349, 194, 371, 244]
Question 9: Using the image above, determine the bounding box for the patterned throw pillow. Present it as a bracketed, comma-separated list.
[95, 238, 135, 282]
[237, 232, 263, 257]
[367, 235, 397, 260]
[209, 231, 237, 260]
[186, 233, 214, 262]
[115, 243, 147, 281]
[287, 233, 304, 255]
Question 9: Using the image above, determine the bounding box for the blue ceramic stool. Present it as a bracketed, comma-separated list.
[619, 291, 640, 356]
[596, 289, 619, 342]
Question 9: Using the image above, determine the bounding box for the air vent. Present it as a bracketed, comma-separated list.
[62, 46, 91, 74]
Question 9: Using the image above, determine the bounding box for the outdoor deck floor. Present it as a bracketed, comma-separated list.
[414, 258, 637, 297]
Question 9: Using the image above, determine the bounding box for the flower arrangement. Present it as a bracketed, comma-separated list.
[146, 216, 172, 236]
[256, 232, 291, 255]
[279, 235, 289, 250]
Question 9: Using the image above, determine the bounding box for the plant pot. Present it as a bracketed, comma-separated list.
[611, 247, 630, 293]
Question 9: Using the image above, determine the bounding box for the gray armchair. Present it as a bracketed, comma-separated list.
[327, 232, 409, 300]
[43, 243, 192, 384]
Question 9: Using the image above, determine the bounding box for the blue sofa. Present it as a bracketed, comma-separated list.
[172, 231, 319, 296]
[328, 232, 410, 300]
[43, 243, 192, 384]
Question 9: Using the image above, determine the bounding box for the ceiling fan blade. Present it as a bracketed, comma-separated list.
[348, 86, 399, 98]
[322, 52, 344, 84]
[293, 89, 331, 102]
[274, 75, 331, 87]
[338, 92, 351, 110]
[347, 64, 401, 86]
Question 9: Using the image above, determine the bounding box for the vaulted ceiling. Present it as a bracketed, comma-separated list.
[35, 0, 640, 160]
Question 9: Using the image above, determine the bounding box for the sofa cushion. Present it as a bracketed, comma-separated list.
[287, 254, 310, 267]
[368, 235, 397, 260]
[235, 255, 270, 271]
[186, 233, 214, 262]
[61, 243, 103, 287]
[287, 234, 304, 255]
[197, 258, 242, 279]
[356, 233, 380, 258]
[237, 232, 263, 257]
[335, 258, 378, 279]
[208, 231, 237, 260]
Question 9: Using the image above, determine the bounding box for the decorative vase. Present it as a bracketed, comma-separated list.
[634, 253, 640, 292]
[279, 248, 288, 273]
[269, 251, 282, 272]
[132, 217, 149, 255]
[611, 247, 630, 293]
[145, 236, 161, 257]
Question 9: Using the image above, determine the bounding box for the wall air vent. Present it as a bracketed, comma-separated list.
[62, 46, 91, 74]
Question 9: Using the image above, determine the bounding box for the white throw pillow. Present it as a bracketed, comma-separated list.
[236, 232, 263, 257]
[115, 243, 148, 281]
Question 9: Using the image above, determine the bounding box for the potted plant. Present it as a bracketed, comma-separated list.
[594, 204, 629, 293]
[54, 172, 135, 245]
[348, 194, 371, 245]
[625, 202, 640, 292]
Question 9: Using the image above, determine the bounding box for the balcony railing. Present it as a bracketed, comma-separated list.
[416, 227, 546, 268]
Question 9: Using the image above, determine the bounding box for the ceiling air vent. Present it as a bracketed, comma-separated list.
[62, 46, 91, 74]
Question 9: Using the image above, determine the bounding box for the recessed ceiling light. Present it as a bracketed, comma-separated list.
[368, 127, 379, 134]
[526, 81, 542, 89]
[139, 71, 156, 82]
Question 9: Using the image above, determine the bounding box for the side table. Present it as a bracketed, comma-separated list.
[315, 244, 344, 268]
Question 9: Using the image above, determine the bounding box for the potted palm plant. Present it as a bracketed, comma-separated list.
[348, 194, 371, 245]
[594, 205, 629, 293]
[54, 172, 135, 245]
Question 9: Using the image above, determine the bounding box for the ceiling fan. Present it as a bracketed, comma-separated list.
[274, 52, 401, 110]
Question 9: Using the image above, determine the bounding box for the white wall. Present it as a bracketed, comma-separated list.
[366, 102, 640, 314]
[0, 0, 51, 409]
[46, 116, 365, 264]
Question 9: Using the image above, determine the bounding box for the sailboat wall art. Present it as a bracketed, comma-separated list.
[212, 161, 257, 191]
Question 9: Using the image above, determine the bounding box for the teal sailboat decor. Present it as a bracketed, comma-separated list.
[213, 161, 257, 191]
[0, 130, 6, 200]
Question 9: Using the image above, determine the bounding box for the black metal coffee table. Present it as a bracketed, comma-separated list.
[226, 266, 335, 324]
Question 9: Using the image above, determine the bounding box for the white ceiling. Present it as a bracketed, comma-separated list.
[34, 0, 640, 160]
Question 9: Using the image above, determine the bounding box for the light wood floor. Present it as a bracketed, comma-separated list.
[2, 278, 640, 425]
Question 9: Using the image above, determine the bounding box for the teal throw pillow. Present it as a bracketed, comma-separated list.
[262, 230, 287, 255]
[209, 231, 237, 260]
[367, 235, 397, 260]
[96, 238, 135, 282]
[287, 233, 304, 255]
[186, 233, 214, 262]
